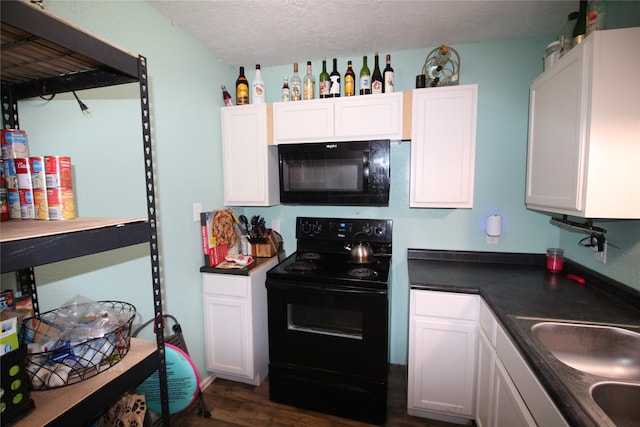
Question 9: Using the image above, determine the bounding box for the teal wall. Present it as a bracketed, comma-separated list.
[5, 1, 639, 379]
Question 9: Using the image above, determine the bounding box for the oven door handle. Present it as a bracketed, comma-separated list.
[323, 286, 387, 295]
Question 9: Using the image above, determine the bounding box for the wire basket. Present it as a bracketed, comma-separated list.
[19, 301, 136, 390]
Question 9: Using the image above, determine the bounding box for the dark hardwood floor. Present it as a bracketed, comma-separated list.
[170, 365, 469, 427]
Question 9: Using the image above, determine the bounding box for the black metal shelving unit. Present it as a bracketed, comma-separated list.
[1, 1, 169, 425]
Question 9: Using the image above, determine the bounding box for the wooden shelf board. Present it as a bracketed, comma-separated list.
[12, 338, 157, 427]
[0, 217, 147, 243]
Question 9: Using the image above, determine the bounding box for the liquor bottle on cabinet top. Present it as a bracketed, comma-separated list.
[221, 84, 233, 106]
[303, 61, 316, 100]
[290, 62, 302, 101]
[573, 0, 587, 47]
[281, 77, 290, 102]
[344, 60, 356, 96]
[586, 0, 606, 36]
[559, 11, 578, 57]
[359, 55, 371, 95]
[329, 58, 341, 97]
[319, 58, 330, 98]
[236, 66, 249, 105]
[252, 64, 265, 104]
[383, 54, 394, 93]
[371, 52, 383, 94]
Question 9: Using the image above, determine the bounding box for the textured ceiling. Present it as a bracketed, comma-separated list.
[147, 0, 577, 67]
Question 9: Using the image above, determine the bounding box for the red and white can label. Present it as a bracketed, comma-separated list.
[14, 158, 33, 190]
[1, 129, 29, 159]
[45, 156, 72, 188]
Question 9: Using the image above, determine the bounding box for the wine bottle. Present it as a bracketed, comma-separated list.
[221, 84, 233, 106]
[290, 63, 302, 101]
[329, 58, 341, 97]
[586, 0, 606, 36]
[572, 0, 587, 47]
[303, 61, 315, 100]
[319, 58, 330, 98]
[359, 55, 371, 95]
[236, 66, 249, 105]
[559, 11, 579, 57]
[281, 77, 290, 102]
[371, 52, 383, 94]
[383, 54, 394, 93]
[251, 64, 265, 104]
[344, 60, 356, 97]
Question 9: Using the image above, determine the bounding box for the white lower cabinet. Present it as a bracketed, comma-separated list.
[408, 290, 479, 423]
[202, 256, 279, 385]
[493, 359, 536, 426]
[476, 327, 496, 427]
[476, 300, 569, 427]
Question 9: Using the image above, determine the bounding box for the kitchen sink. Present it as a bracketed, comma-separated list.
[591, 382, 640, 427]
[512, 316, 640, 426]
[530, 321, 640, 380]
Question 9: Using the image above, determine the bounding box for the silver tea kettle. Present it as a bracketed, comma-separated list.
[345, 232, 374, 264]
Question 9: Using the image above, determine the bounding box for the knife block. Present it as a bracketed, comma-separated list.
[251, 229, 279, 258]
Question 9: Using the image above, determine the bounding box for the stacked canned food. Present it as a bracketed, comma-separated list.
[1, 129, 75, 221]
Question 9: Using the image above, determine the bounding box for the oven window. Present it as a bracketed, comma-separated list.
[287, 303, 363, 340]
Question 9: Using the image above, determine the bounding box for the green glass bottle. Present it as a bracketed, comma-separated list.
[359, 55, 371, 95]
[319, 58, 330, 98]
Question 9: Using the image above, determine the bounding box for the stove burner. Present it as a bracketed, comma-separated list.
[297, 252, 323, 262]
[285, 261, 320, 272]
[348, 267, 378, 279]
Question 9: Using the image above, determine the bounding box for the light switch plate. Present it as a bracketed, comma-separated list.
[193, 202, 202, 222]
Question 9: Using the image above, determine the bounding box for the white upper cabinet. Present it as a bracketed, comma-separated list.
[273, 92, 403, 143]
[526, 27, 640, 218]
[410, 85, 478, 208]
[221, 104, 280, 206]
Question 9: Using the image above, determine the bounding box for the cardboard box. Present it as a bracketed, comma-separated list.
[0, 290, 14, 310]
[1, 316, 19, 355]
[201, 210, 239, 267]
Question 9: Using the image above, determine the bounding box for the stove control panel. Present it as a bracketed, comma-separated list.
[296, 217, 392, 243]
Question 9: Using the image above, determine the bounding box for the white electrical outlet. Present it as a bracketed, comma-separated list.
[193, 202, 202, 222]
[486, 235, 499, 245]
[271, 219, 280, 233]
[594, 241, 607, 264]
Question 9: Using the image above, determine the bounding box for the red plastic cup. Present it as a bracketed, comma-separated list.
[546, 248, 564, 272]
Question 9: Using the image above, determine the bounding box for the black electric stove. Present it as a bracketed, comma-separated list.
[266, 217, 392, 424]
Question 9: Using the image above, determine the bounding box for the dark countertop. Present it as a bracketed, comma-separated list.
[408, 249, 640, 427]
[200, 252, 284, 275]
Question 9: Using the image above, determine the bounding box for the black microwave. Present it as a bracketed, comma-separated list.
[278, 140, 390, 206]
